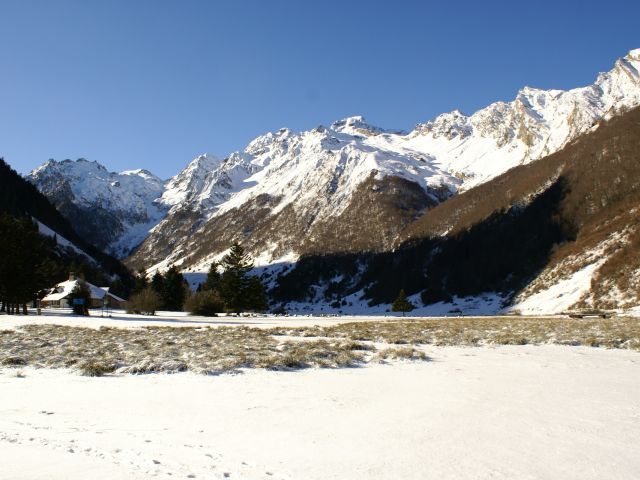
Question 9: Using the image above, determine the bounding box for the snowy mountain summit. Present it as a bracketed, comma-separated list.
[29, 49, 640, 270]
[29, 158, 166, 257]
[405, 48, 640, 188]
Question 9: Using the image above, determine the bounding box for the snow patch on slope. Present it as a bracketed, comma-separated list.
[511, 263, 603, 315]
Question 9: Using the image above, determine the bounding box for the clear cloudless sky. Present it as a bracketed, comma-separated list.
[1, 0, 639, 178]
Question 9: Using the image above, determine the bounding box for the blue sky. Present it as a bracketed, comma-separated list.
[1, 0, 639, 179]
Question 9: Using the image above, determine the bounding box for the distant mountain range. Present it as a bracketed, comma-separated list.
[28, 160, 166, 257]
[27, 48, 640, 313]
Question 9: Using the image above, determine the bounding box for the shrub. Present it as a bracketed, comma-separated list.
[271, 304, 288, 315]
[1, 356, 27, 366]
[376, 347, 429, 361]
[126, 287, 161, 315]
[78, 359, 117, 377]
[184, 290, 224, 316]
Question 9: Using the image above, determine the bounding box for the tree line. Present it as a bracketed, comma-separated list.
[0, 213, 133, 315]
[128, 243, 267, 316]
[0, 214, 53, 314]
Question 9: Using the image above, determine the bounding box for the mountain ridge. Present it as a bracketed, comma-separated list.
[27, 49, 640, 282]
[272, 104, 640, 314]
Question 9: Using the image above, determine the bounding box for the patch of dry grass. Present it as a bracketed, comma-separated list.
[0, 316, 637, 376]
[285, 316, 640, 351]
[77, 359, 117, 377]
[376, 347, 429, 362]
[0, 324, 372, 375]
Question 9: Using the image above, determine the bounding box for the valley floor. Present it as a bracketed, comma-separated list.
[0, 308, 400, 329]
[1, 345, 639, 480]
[2, 313, 639, 479]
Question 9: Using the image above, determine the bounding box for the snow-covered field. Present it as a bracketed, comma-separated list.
[1, 345, 639, 480]
[0, 308, 401, 330]
[2, 312, 639, 478]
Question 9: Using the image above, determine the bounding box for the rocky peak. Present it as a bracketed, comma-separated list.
[245, 128, 293, 156]
[413, 110, 471, 140]
[330, 116, 385, 135]
[159, 153, 222, 208]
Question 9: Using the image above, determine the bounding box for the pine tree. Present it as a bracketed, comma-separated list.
[162, 265, 187, 311]
[244, 276, 268, 312]
[219, 270, 243, 313]
[202, 262, 221, 291]
[132, 268, 148, 295]
[218, 243, 254, 313]
[392, 289, 414, 317]
[69, 279, 92, 315]
[221, 243, 254, 275]
[151, 271, 165, 297]
[0, 214, 53, 314]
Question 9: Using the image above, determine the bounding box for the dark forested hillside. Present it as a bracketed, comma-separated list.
[0, 159, 79, 238]
[273, 105, 640, 308]
[0, 159, 134, 297]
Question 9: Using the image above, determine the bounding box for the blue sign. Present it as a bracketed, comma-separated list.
[73, 298, 85, 305]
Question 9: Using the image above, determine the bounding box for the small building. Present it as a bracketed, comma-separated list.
[41, 274, 126, 309]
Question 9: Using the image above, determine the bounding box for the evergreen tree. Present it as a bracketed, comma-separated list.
[0, 214, 53, 314]
[219, 269, 244, 313]
[69, 279, 92, 315]
[218, 243, 254, 313]
[151, 271, 165, 297]
[244, 276, 268, 312]
[221, 243, 254, 275]
[392, 289, 414, 317]
[216, 243, 270, 313]
[202, 261, 221, 291]
[132, 268, 148, 295]
[162, 266, 187, 311]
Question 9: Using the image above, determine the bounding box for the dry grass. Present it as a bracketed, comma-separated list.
[0, 316, 637, 376]
[77, 359, 117, 377]
[0, 324, 372, 375]
[376, 347, 429, 362]
[272, 316, 640, 350]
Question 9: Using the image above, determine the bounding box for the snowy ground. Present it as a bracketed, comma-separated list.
[1, 345, 639, 480]
[1, 308, 409, 329]
[2, 313, 639, 478]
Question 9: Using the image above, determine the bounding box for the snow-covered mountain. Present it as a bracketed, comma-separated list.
[130, 48, 640, 271]
[273, 102, 640, 314]
[28, 159, 166, 257]
[404, 48, 640, 189]
[130, 119, 457, 272]
[30, 49, 640, 274]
